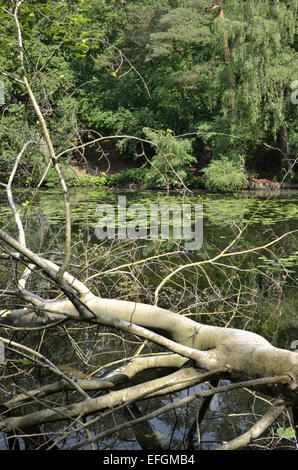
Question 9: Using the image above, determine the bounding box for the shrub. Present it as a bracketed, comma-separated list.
[202, 155, 248, 192]
[71, 168, 147, 187]
[142, 128, 196, 189]
[103, 168, 147, 186]
[189, 175, 206, 189]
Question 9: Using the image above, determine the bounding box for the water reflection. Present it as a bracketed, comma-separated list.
[0, 188, 297, 450]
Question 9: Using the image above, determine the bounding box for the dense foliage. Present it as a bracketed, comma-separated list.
[0, 0, 297, 190]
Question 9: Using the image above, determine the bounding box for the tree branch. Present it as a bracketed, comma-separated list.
[215, 398, 286, 450]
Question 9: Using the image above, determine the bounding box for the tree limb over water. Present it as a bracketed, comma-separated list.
[0, 227, 297, 449]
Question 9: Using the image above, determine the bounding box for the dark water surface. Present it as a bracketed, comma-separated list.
[0, 188, 297, 450]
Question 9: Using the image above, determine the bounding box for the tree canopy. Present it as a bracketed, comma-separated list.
[0, 0, 297, 189]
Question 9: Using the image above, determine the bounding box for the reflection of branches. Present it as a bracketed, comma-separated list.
[154, 229, 298, 305]
[0, 336, 89, 399]
[1, 227, 298, 376]
[2, 353, 187, 410]
[68, 375, 291, 450]
[216, 398, 286, 450]
[0, 231, 297, 449]
[50, 367, 225, 450]
[0, 366, 220, 434]
[85, 249, 184, 283]
[184, 378, 219, 449]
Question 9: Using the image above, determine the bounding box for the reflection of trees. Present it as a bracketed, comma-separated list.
[0, 190, 297, 448]
[1, 196, 297, 450]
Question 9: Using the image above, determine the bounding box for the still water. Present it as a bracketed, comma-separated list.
[0, 188, 297, 450]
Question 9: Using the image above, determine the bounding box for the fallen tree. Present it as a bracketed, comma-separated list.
[0, 226, 297, 449]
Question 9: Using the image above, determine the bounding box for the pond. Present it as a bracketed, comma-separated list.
[0, 187, 297, 450]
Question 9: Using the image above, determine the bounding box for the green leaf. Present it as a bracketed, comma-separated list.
[276, 427, 295, 439]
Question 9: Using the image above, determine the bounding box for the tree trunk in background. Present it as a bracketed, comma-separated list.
[219, 7, 236, 114]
